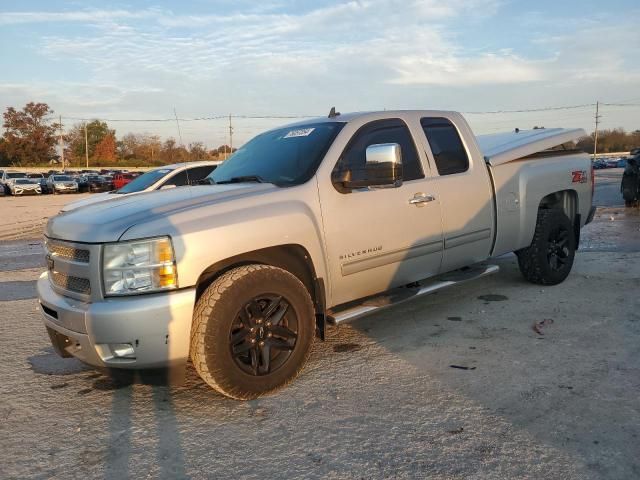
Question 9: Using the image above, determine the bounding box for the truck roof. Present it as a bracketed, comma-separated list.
[282, 111, 586, 166]
[282, 110, 459, 127]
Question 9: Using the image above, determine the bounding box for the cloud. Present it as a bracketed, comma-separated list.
[389, 53, 545, 86]
[0, 9, 156, 25]
[2, 0, 639, 142]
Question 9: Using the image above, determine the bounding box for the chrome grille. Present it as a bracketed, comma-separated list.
[50, 271, 91, 295]
[47, 242, 90, 263]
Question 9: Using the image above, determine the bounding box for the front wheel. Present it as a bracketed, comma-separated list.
[516, 208, 576, 285]
[190, 264, 315, 400]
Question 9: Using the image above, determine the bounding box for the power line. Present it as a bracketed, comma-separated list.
[463, 104, 595, 115]
[53, 103, 640, 123]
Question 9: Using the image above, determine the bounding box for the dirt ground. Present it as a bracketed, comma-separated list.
[0, 171, 639, 479]
[0, 193, 91, 241]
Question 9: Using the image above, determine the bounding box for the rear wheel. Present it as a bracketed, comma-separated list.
[516, 208, 576, 285]
[190, 264, 315, 400]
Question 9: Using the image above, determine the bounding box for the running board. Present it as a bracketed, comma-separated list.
[327, 264, 499, 325]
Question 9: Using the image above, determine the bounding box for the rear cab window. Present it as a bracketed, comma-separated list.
[420, 117, 470, 176]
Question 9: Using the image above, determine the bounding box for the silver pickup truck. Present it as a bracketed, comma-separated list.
[38, 110, 595, 399]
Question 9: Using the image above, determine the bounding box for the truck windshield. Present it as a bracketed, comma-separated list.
[116, 168, 174, 193]
[209, 122, 345, 187]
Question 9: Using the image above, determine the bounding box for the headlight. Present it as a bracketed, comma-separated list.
[102, 236, 178, 296]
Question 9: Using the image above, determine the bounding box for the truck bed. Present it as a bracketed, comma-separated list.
[476, 128, 586, 166]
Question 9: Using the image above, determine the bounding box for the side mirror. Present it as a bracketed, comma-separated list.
[335, 143, 403, 191]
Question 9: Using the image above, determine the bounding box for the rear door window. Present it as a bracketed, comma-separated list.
[420, 117, 469, 175]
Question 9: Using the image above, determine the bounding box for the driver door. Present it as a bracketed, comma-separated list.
[318, 118, 444, 307]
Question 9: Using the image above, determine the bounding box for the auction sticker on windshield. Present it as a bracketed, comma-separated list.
[284, 128, 315, 138]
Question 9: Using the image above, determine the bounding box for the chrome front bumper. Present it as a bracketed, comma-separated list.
[37, 272, 196, 369]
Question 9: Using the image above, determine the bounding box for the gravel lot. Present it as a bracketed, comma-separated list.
[1, 171, 639, 479]
[0, 193, 90, 241]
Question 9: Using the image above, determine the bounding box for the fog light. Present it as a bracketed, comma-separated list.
[110, 343, 136, 359]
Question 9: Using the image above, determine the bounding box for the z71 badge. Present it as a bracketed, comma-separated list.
[571, 170, 588, 183]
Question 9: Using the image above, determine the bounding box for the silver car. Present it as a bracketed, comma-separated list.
[47, 175, 78, 194]
[62, 161, 222, 211]
[8, 178, 42, 195]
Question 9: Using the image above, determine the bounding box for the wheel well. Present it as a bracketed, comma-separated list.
[539, 189, 580, 244]
[195, 244, 324, 314]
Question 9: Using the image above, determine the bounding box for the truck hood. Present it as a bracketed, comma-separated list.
[60, 192, 112, 212]
[46, 183, 276, 243]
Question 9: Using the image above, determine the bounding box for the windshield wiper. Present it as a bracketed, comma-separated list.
[216, 175, 265, 184]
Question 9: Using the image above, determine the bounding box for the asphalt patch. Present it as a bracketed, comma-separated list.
[0, 280, 37, 301]
[477, 294, 508, 302]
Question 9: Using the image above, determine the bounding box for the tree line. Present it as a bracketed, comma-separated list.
[575, 129, 640, 154]
[2, 101, 639, 167]
[0, 102, 235, 167]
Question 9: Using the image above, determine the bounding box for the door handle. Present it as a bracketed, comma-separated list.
[409, 193, 436, 206]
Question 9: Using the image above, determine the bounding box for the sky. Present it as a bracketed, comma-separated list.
[1, 0, 639, 147]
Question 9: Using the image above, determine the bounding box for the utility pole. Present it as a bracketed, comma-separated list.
[173, 108, 183, 146]
[84, 122, 89, 168]
[58, 115, 65, 170]
[593, 101, 601, 160]
[228, 114, 233, 160]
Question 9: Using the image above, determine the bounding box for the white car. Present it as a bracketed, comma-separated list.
[62, 161, 222, 212]
[0, 170, 27, 185]
[47, 175, 79, 194]
[8, 178, 42, 195]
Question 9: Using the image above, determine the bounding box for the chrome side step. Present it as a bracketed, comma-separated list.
[328, 264, 499, 325]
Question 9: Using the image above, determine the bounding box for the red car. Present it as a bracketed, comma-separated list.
[113, 173, 136, 190]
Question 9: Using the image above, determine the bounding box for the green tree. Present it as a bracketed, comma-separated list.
[1, 102, 59, 165]
[68, 120, 115, 161]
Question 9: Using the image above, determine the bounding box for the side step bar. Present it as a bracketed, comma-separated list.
[327, 264, 499, 325]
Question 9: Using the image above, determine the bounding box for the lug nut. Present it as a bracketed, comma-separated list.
[250, 339, 256, 344]
[250, 327, 256, 333]
[256, 319, 263, 324]
[265, 322, 272, 327]
[259, 341, 265, 347]
[267, 332, 273, 338]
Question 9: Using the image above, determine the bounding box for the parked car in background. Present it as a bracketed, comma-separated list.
[592, 159, 607, 169]
[616, 158, 627, 169]
[62, 161, 222, 211]
[112, 173, 136, 189]
[46, 174, 78, 194]
[1, 171, 27, 194]
[76, 175, 90, 193]
[8, 178, 42, 195]
[1, 170, 26, 183]
[86, 175, 112, 193]
[25, 173, 49, 193]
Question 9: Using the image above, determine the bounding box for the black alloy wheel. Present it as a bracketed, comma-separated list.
[230, 295, 298, 376]
[516, 208, 576, 285]
[546, 226, 571, 272]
